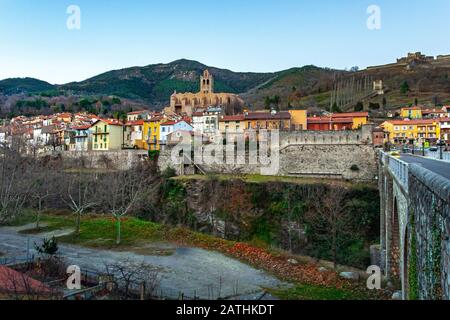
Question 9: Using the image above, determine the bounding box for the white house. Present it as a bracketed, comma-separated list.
[191, 107, 222, 137]
[124, 120, 144, 148]
[73, 125, 91, 151]
[159, 120, 193, 145]
[193, 112, 205, 134]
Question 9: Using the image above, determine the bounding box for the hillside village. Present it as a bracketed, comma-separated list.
[0, 68, 449, 156]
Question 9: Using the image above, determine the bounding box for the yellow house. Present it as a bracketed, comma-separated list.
[143, 117, 162, 151]
[400, 107, 423, 119]
[91, 119, 124, 151]
[331, 112, 369, 129]
[381, 119, 440, 145]
[219, 115, 245, 134]
[244, 111, 292, 130]
[288, 110, 308, 130]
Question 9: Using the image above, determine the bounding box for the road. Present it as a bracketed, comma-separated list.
[400, 154, 450, 180]
[0, 225, 284, 300]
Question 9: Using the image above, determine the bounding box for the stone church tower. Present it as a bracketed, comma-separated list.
[167, 69, 244, 116]
[200, 70, 214, 94]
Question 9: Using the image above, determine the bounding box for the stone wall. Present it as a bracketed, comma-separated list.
[278, 144, 377, 180]
[408, 164, 450, 300]
[55, 150, 147, 170]
[158, 126, 378, 181]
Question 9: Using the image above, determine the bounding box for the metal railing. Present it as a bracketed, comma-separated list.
[381, 151, 409, 192]
[0, 256, 34, 267]
[425, 150, 450, 162]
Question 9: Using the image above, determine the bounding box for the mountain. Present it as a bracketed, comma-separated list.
[60, 59, 277, 108]
[2, 56, 450, 113]
[0, 78, 55, 95]
[241, 65, 342, 110]
[59, 60, 340, 109]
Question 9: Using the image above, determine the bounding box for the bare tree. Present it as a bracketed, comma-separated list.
[0, 146, 33, 224]
[63, 171, 98, 236]
[99, 164, 153, 245]
[30, 163, 58, 230]
[305, 185, 353, 269]
[102, 259, 160, 300]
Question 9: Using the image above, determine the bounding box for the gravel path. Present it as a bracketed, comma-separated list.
[0, 225, 284, 299]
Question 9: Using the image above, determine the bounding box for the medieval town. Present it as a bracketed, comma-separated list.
[0, 1, 449, 311]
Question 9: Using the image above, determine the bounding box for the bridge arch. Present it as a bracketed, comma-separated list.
[403, 225, 410, 299]
[390, 197, 401, 279]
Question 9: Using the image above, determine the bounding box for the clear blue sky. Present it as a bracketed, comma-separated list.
[1, 0, 449, 84]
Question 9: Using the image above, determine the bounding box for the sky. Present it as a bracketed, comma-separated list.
[1, 0, 450, 84]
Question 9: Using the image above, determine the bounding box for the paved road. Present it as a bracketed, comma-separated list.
[0, 225, 283, 299]
[400, 154, 450, 180]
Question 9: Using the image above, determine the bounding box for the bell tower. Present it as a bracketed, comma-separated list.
[200, 69, 214, 94]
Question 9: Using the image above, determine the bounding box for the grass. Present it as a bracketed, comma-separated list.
[5, 209, 36, 226]
[268, 283, 369, 300]
[173, 174, 358, 187]
[6, 210, 383, 300]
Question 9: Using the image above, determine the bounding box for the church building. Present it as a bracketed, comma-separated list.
[166, 70, 245, 117]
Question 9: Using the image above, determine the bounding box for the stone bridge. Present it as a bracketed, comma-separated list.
[379, 151, 450, 300]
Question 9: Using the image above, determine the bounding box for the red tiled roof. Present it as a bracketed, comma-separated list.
[161, 119, 192, 126]
[401, 107, 422, 110]
[422, 109, 447, 114]
[73, 125, 91, 130]
[0, 266, 51, 295]
[127, 110, 148, 115]
[331, 112, 369, 118]
[245, 112, 291, 120]
[125, 120, 144, 126]
[95, 118, 123, 126]
[220, 115, 245, 122]
[161, 121, 177, 126]
[146, 117, 163, 122]
[307, 117, 353, 124]
[385, 119, 438, 125]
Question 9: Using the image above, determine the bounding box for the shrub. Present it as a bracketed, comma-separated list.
[162, 167, 177, 179]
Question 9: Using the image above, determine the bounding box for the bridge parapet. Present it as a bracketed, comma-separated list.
[381, 151, 409, 193]
[379, 151, 450, 300]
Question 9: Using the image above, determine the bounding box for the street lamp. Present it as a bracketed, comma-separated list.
[409, 138, 415, 155]
[438, 139, 446, 160]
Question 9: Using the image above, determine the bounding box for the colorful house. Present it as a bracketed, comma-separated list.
[73, 124, 91, 151]
[159, 120, 193, 145]
[124, 120, 144, 149]
[244, 111, 292, 130]
[381, 119, 440, 145]
[90, 119, 124, 151]
[400, 107, 423, 119]
[143, 116, 162, 150]
[307, 112, 369, 131]
[288, 110, 308, 130]
[438, 118, 450, 143]
[127, 110, 150, 122]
